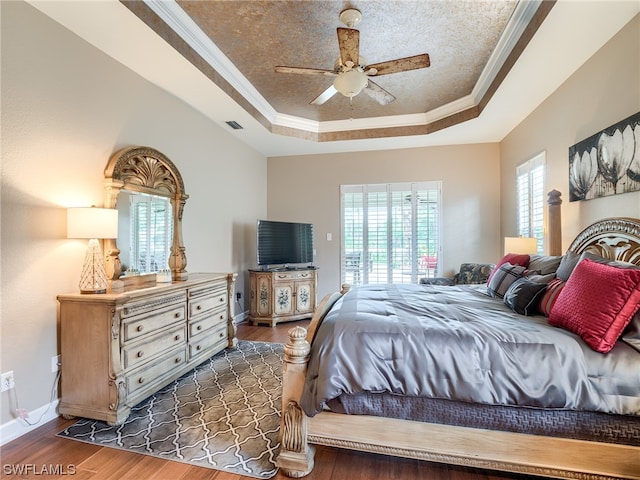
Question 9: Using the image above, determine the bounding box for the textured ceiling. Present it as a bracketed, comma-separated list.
[175, 0, 518, 122]
[30, 1, 640, 154]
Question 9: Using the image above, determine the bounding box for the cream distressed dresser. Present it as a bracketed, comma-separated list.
[248, 268, 317, 327]
[57, 273, 237, 425]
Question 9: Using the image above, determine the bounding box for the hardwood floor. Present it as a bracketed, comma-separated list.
[0, 320, 534, 480]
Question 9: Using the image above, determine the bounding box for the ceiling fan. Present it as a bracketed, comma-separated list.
[275, 8, 430, 106]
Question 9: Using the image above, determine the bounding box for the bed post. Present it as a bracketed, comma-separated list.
[276, 326, 315, 477]
[547, 190, 562, 256]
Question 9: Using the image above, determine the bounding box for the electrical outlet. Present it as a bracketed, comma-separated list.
[52, 355, 61, 373]
[1, 371, 15, 392]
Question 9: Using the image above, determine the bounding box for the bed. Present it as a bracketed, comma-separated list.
[275, 199, 640, 479]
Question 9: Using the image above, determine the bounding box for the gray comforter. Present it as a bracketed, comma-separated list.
[300, 284, 640, 417]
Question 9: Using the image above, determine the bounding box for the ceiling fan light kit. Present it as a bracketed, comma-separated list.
[339, 8, 362, 28]
[334, 69, 368, 98]
[275, 8, 430, 106]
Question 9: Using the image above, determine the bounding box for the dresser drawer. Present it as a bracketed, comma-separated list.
[122, 325, 186, 370]
[125, 346, 186, 396]
[189, 307, 228, 338]
[274, 271, 314, 281]
[121, 291, 187, 319]
[189, 325, 227, 359]
[189, 290, 227, 319]
[123, 304, 186, 342]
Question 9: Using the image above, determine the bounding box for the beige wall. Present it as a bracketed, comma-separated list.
[1, 2, 266, 430]
[501, 14, 640, 248]
[268, 144, 501, 297]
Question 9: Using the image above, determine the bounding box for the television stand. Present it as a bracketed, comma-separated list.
[248, 268, 317, 327]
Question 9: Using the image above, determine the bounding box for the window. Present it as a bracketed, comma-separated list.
[130, 194, 173, 273]
[516, 152, 545, 253]
[341, 182, 441, 286]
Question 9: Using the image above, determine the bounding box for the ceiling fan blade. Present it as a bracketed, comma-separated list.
[337, 27, 359, 66]
[310, 85, 337, 105]
[364, 80, 395, 105]
[275, 66, 336, 76]
[366, 54, 430, 76]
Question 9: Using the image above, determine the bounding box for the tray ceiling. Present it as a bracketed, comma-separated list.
[29, 1, 640, 155]
[123, 0, 548, 141]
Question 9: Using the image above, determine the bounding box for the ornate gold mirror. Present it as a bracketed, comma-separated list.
[104, 146, 188, 286]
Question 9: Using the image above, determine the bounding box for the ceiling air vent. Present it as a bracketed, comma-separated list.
[225, 120, 243, 130]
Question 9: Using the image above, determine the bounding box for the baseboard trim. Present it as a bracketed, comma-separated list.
[0, 399, 59, 446]
[234, 310, 248, 323]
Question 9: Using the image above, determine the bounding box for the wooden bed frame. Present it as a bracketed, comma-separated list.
[275, 191, 640, 480]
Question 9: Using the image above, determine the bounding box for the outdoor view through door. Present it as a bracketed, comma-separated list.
[341, 182, 441, 286]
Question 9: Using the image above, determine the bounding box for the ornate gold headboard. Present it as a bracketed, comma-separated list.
[568, 217, 640, 266]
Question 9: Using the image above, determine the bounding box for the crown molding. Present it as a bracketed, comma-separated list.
[145, 0, 279, 123]
[145, 0, 540, 136]
[471, 0, 543, 102]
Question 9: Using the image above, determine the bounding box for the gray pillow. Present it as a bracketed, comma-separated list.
[528, 254, 562, 275]
[487, 263, 526, 299]
[503, 278, 547, 316]
[580, 251, 640, 269]
[555, 251, 581, 281]
[526, 273, 556, 284]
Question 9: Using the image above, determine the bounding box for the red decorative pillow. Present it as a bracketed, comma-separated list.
[538, 278, 566, 316]
[488, 253, 530, 283]
[548, 259, 640, 353]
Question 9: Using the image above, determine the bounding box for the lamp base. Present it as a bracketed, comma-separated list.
[79, 238, 108, 294]
[80, 288, 107, 295]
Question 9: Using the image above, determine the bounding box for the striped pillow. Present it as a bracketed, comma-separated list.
[487, 263, 526, 298]
[538, 278, 565, 316]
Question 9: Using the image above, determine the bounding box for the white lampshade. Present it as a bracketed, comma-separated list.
[334, 70, 368, 98]
[504, 236, 538, 255]
[67, 207, 118, 239]
[67, 207, 118, 294]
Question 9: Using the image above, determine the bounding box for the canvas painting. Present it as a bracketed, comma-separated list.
[568, 111, 640, 202]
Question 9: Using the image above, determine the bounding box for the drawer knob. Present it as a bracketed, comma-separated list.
[196, 345, 201, 351]
[136, 325, 144, 332]
[175, 357, 181, 364]
[196, 305, 202, 311]
[219, 314, 224, 320]
[138, 377, 144, 384]
[197, 325, 202, 331]
[137, 351, 144, 358]
[219, 297, 224, 302]
[175, 312, 181, 318]
[219, 332, 224, 338]
[174, 334, 181, 341]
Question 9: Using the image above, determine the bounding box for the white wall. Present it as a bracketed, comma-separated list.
[501, 14, 640, 248]
[268, 144, 501, 297]
[0, 1, 266, 435]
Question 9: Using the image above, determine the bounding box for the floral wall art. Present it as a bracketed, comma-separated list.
[569, 111, 640, 202]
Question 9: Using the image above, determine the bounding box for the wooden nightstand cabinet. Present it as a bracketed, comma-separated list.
[248, 268, 317, 327]
[57, 273, 236, 425]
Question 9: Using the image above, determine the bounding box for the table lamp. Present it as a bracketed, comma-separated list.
[67, 207, 118, 294]
[504, 236, 538, 255]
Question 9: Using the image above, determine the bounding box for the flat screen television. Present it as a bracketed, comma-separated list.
[257, 220, 314, 267]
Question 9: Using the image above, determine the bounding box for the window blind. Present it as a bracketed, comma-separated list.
[516, 152, 546, 253]
[341, 182, 441, 286]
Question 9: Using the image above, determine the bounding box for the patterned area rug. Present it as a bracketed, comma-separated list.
[57, 341, 283, 478]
